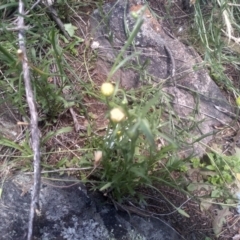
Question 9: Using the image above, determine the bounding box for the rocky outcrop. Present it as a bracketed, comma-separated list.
[0, 174, 181, 239]
[90, 0, 233, 157]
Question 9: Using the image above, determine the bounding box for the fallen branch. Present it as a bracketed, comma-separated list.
[69, 107, 87, 132]
[18, 1, 41, 239]
[24, 167, 93, 175]
[0, 26, 32, 31]
[42, 2, 70, 40]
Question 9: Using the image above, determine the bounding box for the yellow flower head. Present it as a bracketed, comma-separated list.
[110, 108, 125, 123]
[101, 82, 114, 97]
[236, 96, 240, 106]
[17, 49, 23, 60]
[94, 150, 102, 167]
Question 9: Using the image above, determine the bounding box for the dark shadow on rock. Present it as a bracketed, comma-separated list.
[0, 174, 183, 240]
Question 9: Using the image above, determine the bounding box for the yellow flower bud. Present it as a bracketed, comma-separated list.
[131, 11, 139, 19]
[101, 82, 114, 97]
[17, 49, 23, 60]
[94, 150, 102, 167]
[236, 96, 240, 106]
[110, 108, 125, 123]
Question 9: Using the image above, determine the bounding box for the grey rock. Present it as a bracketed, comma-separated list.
[90, 0, 233, 157]
[0, 174, 182, 240]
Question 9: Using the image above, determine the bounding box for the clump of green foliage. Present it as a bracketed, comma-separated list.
[193, 0, 240, 95]
[94, 81, 179, 202]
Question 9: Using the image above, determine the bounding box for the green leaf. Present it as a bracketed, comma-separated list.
[108, 51, 140, 77]
[206, 152, 216, 166]
[78, 157, 91, 167]
[56, 157, 68, 168]
[187, 183, 199, 192]
[127, 121, 140, 139]
[107, 8, 145, 81]
[211, 189, 222, 198]
[129, 166, 150, 183]
[206, 165, 215, 170]
[177, 208, 190, 218]
[0, 138, 32, 156]
[140, 94, 160, 117]
[0, 3, 18, 10]
[0, 45, 16, 64]
[74, 36, 84, 43]
[100, 182, 112, 191]
[42, 127, 73, 143]
[157, 132, 177, 147]
[64, 23, 78, 37]
[112, 172, 124, 183]
[139, 119, 155, 148]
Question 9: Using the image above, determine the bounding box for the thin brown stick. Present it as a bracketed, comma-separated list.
[44, 4, 70, 40]
[18, 1, 41, 240]
[69, 107, 87, 132]
[24, 167, 93, 175]
[0, 26, 31, 31]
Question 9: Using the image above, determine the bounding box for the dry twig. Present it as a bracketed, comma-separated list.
[42, 2, 70, 40]
[18, 1, 41, 239]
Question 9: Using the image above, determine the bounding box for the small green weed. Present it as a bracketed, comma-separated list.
[186, 148, 240, 202]
[92, 81, 178, 202]
[205, 150, 240, 186]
